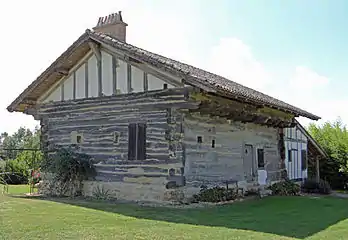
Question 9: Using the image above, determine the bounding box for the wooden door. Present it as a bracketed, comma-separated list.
[243, 144, 256, 182]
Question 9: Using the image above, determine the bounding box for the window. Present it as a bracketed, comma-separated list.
[128, 123, 146, 160]
[70, 131, 83, 144]
[288, 149, 298, 162]
[211, 139, 215, 148]
[257, 148, 265, 168]
[288, 149, 292, 162]
[163, 83, 168, 89]
[113, 132, 120, 145]
[301, 149, 307, 170]
[197, 136, 203, 143]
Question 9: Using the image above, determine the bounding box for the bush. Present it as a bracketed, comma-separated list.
[267, 179, 300, 196]
[92, 185, 112, 200]
[192, 186, 239, 203]
[41, 146, 96, 196]
[301, 179, 332, 195]
[3, 159, 29, 184]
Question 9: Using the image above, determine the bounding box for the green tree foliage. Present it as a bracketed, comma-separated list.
[0, 126, 42, 184]
[307, 118, 348, 189]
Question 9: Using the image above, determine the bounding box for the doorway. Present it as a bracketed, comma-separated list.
[243, 144, 256, 182]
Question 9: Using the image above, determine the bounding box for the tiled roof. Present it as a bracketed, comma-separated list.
[7, 29, 320, 120]
[88, 30, 320, 120]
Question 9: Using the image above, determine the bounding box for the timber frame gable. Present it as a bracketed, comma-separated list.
[37, 46, 184, 105]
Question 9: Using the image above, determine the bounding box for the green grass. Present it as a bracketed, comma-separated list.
[1, 184, 37, 195]
[1, 185, 348, 240]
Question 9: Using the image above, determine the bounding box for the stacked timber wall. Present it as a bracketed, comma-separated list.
[182, 113, 282, 197]
[38, 88, 193, 202]
[38, 87, 285, 202]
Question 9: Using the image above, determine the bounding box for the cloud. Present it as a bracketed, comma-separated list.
[205, 36, 346, 127]
[207, 38, 272, 92]
[285, 66, 340, 126]
[290, 66, 329, 90]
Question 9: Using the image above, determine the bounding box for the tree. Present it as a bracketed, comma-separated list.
[307, 118, 348, 189]
[0, 126, 42, 184]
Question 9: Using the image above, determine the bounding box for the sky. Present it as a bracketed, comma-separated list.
[0, 0, 347, 134]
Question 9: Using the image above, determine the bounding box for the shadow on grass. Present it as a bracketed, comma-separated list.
[11, 194, 348, 239]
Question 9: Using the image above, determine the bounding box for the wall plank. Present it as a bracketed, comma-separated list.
[88, 54, 98, 97]
[63, 75, 74, 100]
[101, 51, 113, 96]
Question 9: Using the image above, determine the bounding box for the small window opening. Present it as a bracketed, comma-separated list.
[211, 139, 215, 148]
[76, 135, 82, 144]
[197, 136, 202, 143]
[163, 83, 168, 89]
[113, 132, 120, 144]
[168, 168, 175, 176]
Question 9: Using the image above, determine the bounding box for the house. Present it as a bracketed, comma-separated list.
[284, 120, 328, 182]
[7, 12, 322, 202]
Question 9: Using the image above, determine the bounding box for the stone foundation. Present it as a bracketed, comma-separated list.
[38, 178, 275, 203]
[82, 181, 167, 203]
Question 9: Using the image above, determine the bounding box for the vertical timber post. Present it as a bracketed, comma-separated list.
[278, 127, 288, 179]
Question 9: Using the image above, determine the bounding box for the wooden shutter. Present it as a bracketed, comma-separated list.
[128, 123, 137, 160]
[137, 123, 147, 160]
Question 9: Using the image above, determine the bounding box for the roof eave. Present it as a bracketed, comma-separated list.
[8, 29, 321, 123]
[295, 119, 329, 159]
[6, 31, 92, 113]
[212, 86, 321, 121]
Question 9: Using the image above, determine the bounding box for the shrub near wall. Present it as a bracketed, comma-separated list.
[267, 179, 300, 196]
[191, 186, 239, 203]
[40, 146, 96, 197]
[301, 179, 332, 195]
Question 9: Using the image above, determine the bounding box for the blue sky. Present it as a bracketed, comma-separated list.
[0, 0, 346, 133]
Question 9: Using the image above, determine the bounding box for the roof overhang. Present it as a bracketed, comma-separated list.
[7, 29, 321, 122]
[7, 31, 91, 113]
[295, 120, 329, 159]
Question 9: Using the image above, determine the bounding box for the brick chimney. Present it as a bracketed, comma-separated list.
[93, 11, 128, 42]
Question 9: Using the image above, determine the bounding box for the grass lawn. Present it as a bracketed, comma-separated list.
[1, 185, 348, 240]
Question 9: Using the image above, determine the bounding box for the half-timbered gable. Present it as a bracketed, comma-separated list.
[284, 120, 328, 182]
[40, 50, 179, 103]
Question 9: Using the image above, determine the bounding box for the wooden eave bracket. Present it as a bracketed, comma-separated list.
[54, 67, 69, 76]
[88, 41, 101, 61]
